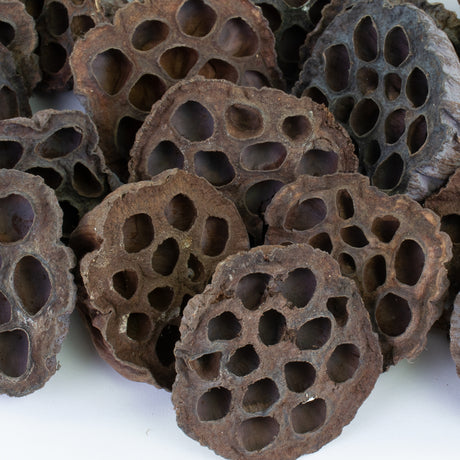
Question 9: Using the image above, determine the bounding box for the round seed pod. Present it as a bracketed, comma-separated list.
[294, 1, 460, 201]
[425, 168, 460, 317]
[70, 0, 284, 181]
[0, 169, 76, 397]
[70, 169, 249, 389]
[173, 244, 382, 459]
[265, 173, 452, 367]
[35, 0, 127, 92]
[0, 0, 40, 93]
[0, 43, 31, 120]
[129, 78, 357, 243]
[450, 292, 460, 378]
[0, 109, 119, 238]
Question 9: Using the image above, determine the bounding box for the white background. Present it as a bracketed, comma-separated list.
[2, 1, 460, 459]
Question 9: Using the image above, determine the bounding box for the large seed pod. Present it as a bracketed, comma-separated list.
[173, 244, 382, 459]
[70, 169, 249, 389]
[0, 43, 31, 120]
[129, 78, 357, 243]
[0, 109, 119, 238]
[0, 0, 40, 93]
[70, 0, 284, 181]
[265, 173, 451, 367]
[450, 292, 460, 378]
[425, 168, 460, 315]
[0, 169, 76, 397]
[35, 0, 127, 92]
[294, 1, 460, 200]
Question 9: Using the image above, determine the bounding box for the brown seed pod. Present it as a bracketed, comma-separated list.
[294, 1, 460, 201]
[70, 0, 284, 180]
[0, 0, 40, 93]
[70, 169, 249, 389]
[0, 169, 76, 397]
[35, 1, 127, 92]
[0, 43, 31, 120]
[265, 173, 451, 367]
[450, 292, 460, 378]
[173, 244, 382, 459]
[425, 168, 460, 315]
[129, 78, 357, 242]
[0, 109, 119, 238]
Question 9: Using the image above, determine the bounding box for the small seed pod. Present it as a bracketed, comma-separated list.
[265, 173, 451, 367]
[173, 244, 382, 459]
[294, 1, 460, 200]
[129, 78, 357, 243]
[70, 0, 284, 180]
[0, 169, 76, 397]
[71, 169, 249, 389]
[0, 109, 119, 238]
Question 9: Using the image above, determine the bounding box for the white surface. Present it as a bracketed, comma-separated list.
[3, 1, 460, 459]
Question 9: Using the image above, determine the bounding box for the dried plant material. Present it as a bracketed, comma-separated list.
[265, 173, 451, 367]
[0, 0, 40, 93]
[173, 244, 382, 459]
[71, 0, 284, 180]
[294, 1, 460, 201]
[425, 168, 460, 315]
[0, 43, 31, 120]
[35, 0, 126, 92]
[129, 78, 356, 242]
[70, 169, 249, 389]
[0, 169, 76, 397]
[450, 292, 460, 378]
[0, 109, 118, 238]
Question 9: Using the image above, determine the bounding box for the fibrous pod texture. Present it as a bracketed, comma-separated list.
[450, 292, 460, 378]
[0, 109, 117, 238]
[294, 1, 460, 200]
[0, 43, 31, 120]
[0, 169, 76, 396]
[265, 173, 451, 367]
[425, 168, 460, 311]
[71, 0, 283, 180]
[71, 169, 249, 389]
[0, 0, 40, 93]
[173, 244, 382, 459]
[129, 78, 357, 242]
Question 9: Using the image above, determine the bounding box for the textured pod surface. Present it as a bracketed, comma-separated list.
[129, 78, 357, 242]
[450, 292, 460, 378]
[294, 1, 460, 200]
[0, 0, 40, 93]
[71, 0, 283, 180]
[425, 168, 460, 313]
[173, 244, 382, 459]
[0, 169, 76, 396]
[0, 109, 118, 238]
[265, 173, 451, 367]
[71, 169, 249, 389]
[35, 0, 124, 92]
[0, 43, 31, 120]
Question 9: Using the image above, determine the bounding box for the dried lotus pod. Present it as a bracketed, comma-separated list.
[0, 43, 31, 120]
[129, 78, 357, 243]
[0, 0, 40, 93]
[0, 169, 76, 396]
[70, 169, 249, 389]
[70, 0, 284, 180]
[0, 109, 118, 238]
[35, 0, 125, 92]
[294, 1, 460, 201]
[450, 292, 460, 378]
[265, 173, 451, 367]
[425, 168, 460, 313]
[173, 244, 382, 459]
